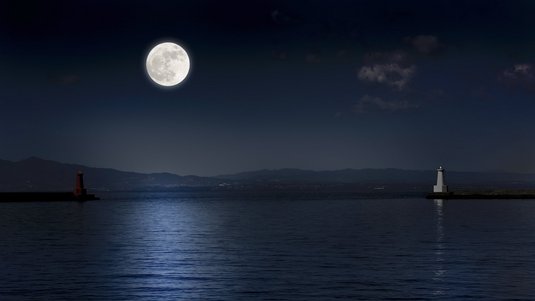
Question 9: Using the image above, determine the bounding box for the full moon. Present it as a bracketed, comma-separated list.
[146, 42, 190, 87]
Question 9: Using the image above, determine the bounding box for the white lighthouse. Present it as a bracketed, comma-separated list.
[433, 166, 448, 193]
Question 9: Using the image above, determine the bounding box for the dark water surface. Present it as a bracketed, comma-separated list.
[1, 192, 535, 300]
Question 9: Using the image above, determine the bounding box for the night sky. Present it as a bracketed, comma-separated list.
[1, 0, 535, 176]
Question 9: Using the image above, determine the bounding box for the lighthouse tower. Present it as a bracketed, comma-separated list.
[74, 171, 87, 197]
[433, 166, 448, 193]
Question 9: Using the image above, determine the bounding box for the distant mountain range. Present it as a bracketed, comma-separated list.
[1, 157, 535, 192]
[0, 157, 219, 191]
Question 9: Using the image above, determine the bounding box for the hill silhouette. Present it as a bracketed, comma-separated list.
[0, 157, 220, 191]
[1, 157, 534, 192]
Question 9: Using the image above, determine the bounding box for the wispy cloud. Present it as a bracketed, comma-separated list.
[502, 63, 535, 91]
[358, 63, 415, 90]
[353, 94, 418, 113]
[503, 64, 533, 79]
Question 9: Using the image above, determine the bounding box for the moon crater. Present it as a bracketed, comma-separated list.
[146, 42, 190, 87]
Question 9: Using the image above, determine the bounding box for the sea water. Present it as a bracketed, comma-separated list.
[0, 192, 534, 300]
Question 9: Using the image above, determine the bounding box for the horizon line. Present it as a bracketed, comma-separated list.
[2, 156, 532, 178]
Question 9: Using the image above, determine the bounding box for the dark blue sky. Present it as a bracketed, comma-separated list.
[1, 0, 534, 175]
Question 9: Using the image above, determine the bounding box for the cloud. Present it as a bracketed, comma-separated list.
[502, 63, 535, 91]
[406, 35, 440, 54]
[503, 64, 533, 79]
[358, 63, 415, 90]
[353, 94, 418, 113]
